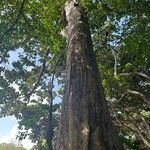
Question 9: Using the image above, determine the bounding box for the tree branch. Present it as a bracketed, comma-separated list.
[137, 72, 150, 80]
[127, 89, 150, 106]
[132, 122, 150, 148]
[118, 117, 150, 149]
[21, 12, 35, 31]
[27, 49, 49, 100]
[140, 115, 150, 137]
[26, 51, 64, 103]
[112, 49, 117, 76]
[118, 89, 150, 106]
[119, 72, 150, 80]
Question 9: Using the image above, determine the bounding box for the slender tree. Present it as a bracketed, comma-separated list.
[57, 1, 124, 149]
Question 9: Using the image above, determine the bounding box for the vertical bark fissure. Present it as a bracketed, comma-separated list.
[57, 1, 124, 149]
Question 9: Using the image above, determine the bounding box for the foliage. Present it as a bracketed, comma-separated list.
[0, 0, 150, 149]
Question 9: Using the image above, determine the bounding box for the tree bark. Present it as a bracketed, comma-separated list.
[46, 82, 54, 150]
[57, 1, 124, 149]
[46, 103, 53, 150]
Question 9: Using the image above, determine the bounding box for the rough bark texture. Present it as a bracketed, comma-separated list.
[57, 1, 124, 150]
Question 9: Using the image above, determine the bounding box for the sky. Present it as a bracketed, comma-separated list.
[0, 116, 34, 149]
[0, 49, 34, 149]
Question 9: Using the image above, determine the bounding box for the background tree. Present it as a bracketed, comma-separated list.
[0, 143, 25, 150]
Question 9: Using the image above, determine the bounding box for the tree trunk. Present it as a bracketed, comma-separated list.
[46, 83, 54, 150]
[57, 1, 124, 150]
[46, 103, 53, 150]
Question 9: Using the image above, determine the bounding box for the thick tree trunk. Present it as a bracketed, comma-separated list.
[57, 1, 124, 150]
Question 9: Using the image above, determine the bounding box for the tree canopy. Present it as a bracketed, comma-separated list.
[0, 0, 150, 149]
